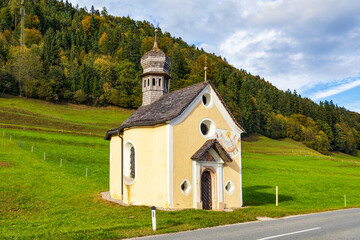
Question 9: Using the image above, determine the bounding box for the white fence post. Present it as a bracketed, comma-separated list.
[151, 206, 156, 231]
[276, 186, 278, 206]
[345, 195, 346, 207]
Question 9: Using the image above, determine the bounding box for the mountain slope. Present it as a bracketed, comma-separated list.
[0, 0, 359, 154]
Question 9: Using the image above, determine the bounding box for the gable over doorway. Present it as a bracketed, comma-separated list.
[191, 139, 232, 210]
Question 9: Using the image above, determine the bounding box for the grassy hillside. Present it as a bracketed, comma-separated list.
[0, 98, 360, 239]
[242, 135, 360, 212]
[0, 95, 133, 136]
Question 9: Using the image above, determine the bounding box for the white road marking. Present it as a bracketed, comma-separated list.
[257, 227, 321, 240]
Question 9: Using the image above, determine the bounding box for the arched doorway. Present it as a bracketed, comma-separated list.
[201, 170, 212, 210]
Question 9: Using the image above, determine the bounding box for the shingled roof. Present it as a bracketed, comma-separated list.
[105, 80, 245, 140]
[105, 81, 208, 139]
[191, 139, 233, 162]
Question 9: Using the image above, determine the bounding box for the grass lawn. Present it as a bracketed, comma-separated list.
[1, 128, 360, 239]
[0, 95, 133, 136]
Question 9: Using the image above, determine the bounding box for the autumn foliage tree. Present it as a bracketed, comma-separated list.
[0, 0, 358, 155]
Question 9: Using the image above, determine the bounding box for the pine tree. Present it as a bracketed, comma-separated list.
[43, 28, 60, 72]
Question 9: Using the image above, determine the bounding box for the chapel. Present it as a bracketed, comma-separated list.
[105, 32, 245, 210]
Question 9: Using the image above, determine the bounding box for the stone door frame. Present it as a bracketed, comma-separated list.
[192, 148, 225, 210]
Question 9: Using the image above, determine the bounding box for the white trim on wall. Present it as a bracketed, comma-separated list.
[209, 86, 244, 134]
[192, 160, 198, 208]
[167, 124, 173, 208]
[239, 133, 243, 206]
[170, 85, 243, 135]
[171, 88, 207, 126]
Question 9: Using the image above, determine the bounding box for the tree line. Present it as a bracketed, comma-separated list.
[0, 0, 359, 154]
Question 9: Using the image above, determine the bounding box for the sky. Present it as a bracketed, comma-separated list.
[68, 0, 360, 113]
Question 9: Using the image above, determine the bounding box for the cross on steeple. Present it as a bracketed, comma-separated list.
[154, 28, 158, 49]
[204, 55, 208, 81]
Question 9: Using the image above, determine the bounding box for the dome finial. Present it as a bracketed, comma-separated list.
[154, 28, 158, 49]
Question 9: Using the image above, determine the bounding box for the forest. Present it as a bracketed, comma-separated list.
[0, 0, 359, 154]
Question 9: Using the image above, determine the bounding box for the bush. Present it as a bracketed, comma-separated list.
[73, 89, 87, 104]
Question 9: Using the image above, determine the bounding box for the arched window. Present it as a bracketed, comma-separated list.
[159, 78, 161, 86]
[124, 141, 136, 185]
[130, 146, 135, 179]
[152, 78, 155, 86]
[147, 78, 149, 86]
[143, 80, 146, 88]
[164, 80, 168, 92]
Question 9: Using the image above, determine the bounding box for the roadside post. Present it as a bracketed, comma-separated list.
[151, 206, 156, 231]
[276, 186, 278, 206]
[345, 195, 346, 207]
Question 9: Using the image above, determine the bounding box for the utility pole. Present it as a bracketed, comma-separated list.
[18, 0, 25, 97]
[20, 0, 25, 47]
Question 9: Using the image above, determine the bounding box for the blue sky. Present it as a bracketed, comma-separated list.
[68, 0, 360, 113]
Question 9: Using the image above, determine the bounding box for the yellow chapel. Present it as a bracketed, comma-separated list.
[105, 35, 245, 210]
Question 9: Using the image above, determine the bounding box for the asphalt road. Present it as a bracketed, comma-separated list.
[132, 208, 360, 240]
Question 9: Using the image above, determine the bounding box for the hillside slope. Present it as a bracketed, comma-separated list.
[0, 0, 359, 154]
[0, 94, 132, 135]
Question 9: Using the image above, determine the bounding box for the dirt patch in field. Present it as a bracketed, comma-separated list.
[0, 161, 11, 167]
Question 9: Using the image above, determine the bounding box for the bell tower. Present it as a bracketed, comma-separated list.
[140, 29, 171, 106]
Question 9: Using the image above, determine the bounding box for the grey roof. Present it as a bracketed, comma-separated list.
[141, 46, 169, 60]
[140, 45, 171, 75]
[105, 81, 208, 139]
[191, 139, 233, 162]
[105, 81, 245, 140]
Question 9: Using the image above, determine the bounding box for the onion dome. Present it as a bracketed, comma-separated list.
[141, 30, 171, 76]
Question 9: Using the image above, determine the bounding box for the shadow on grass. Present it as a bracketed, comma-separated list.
[243, 185, 293, 206]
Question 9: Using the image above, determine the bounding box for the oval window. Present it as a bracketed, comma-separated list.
[199, 119, 216, 138]
[180, 179, 191, 195]
[225, 180, 235, 195]
[202, 93, 212, 108]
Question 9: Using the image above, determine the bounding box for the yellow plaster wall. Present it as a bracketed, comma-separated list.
[109, 136, 123, 199]
[173, 100, 241, 209]
[223, 160, 241, 208]
[121, 125, 168, 207]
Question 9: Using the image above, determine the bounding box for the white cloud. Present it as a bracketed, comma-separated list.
[67, 0, 360, 111]
[311, 79, 360, 100]
[344, 101, 360, 113]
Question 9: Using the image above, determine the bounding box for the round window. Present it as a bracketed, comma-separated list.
[202, 93, 212, 108]
[199, 119, 216, 138]
[225, 180, 235, 195]
[180, 179, 191, 195]
[200, 123, 209, 135]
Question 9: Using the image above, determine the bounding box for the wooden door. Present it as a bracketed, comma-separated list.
[201, 171, 212, 210]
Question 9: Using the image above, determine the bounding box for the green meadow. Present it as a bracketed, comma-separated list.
[0, 96, 360, 239]
[0, 94, 133, 136]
